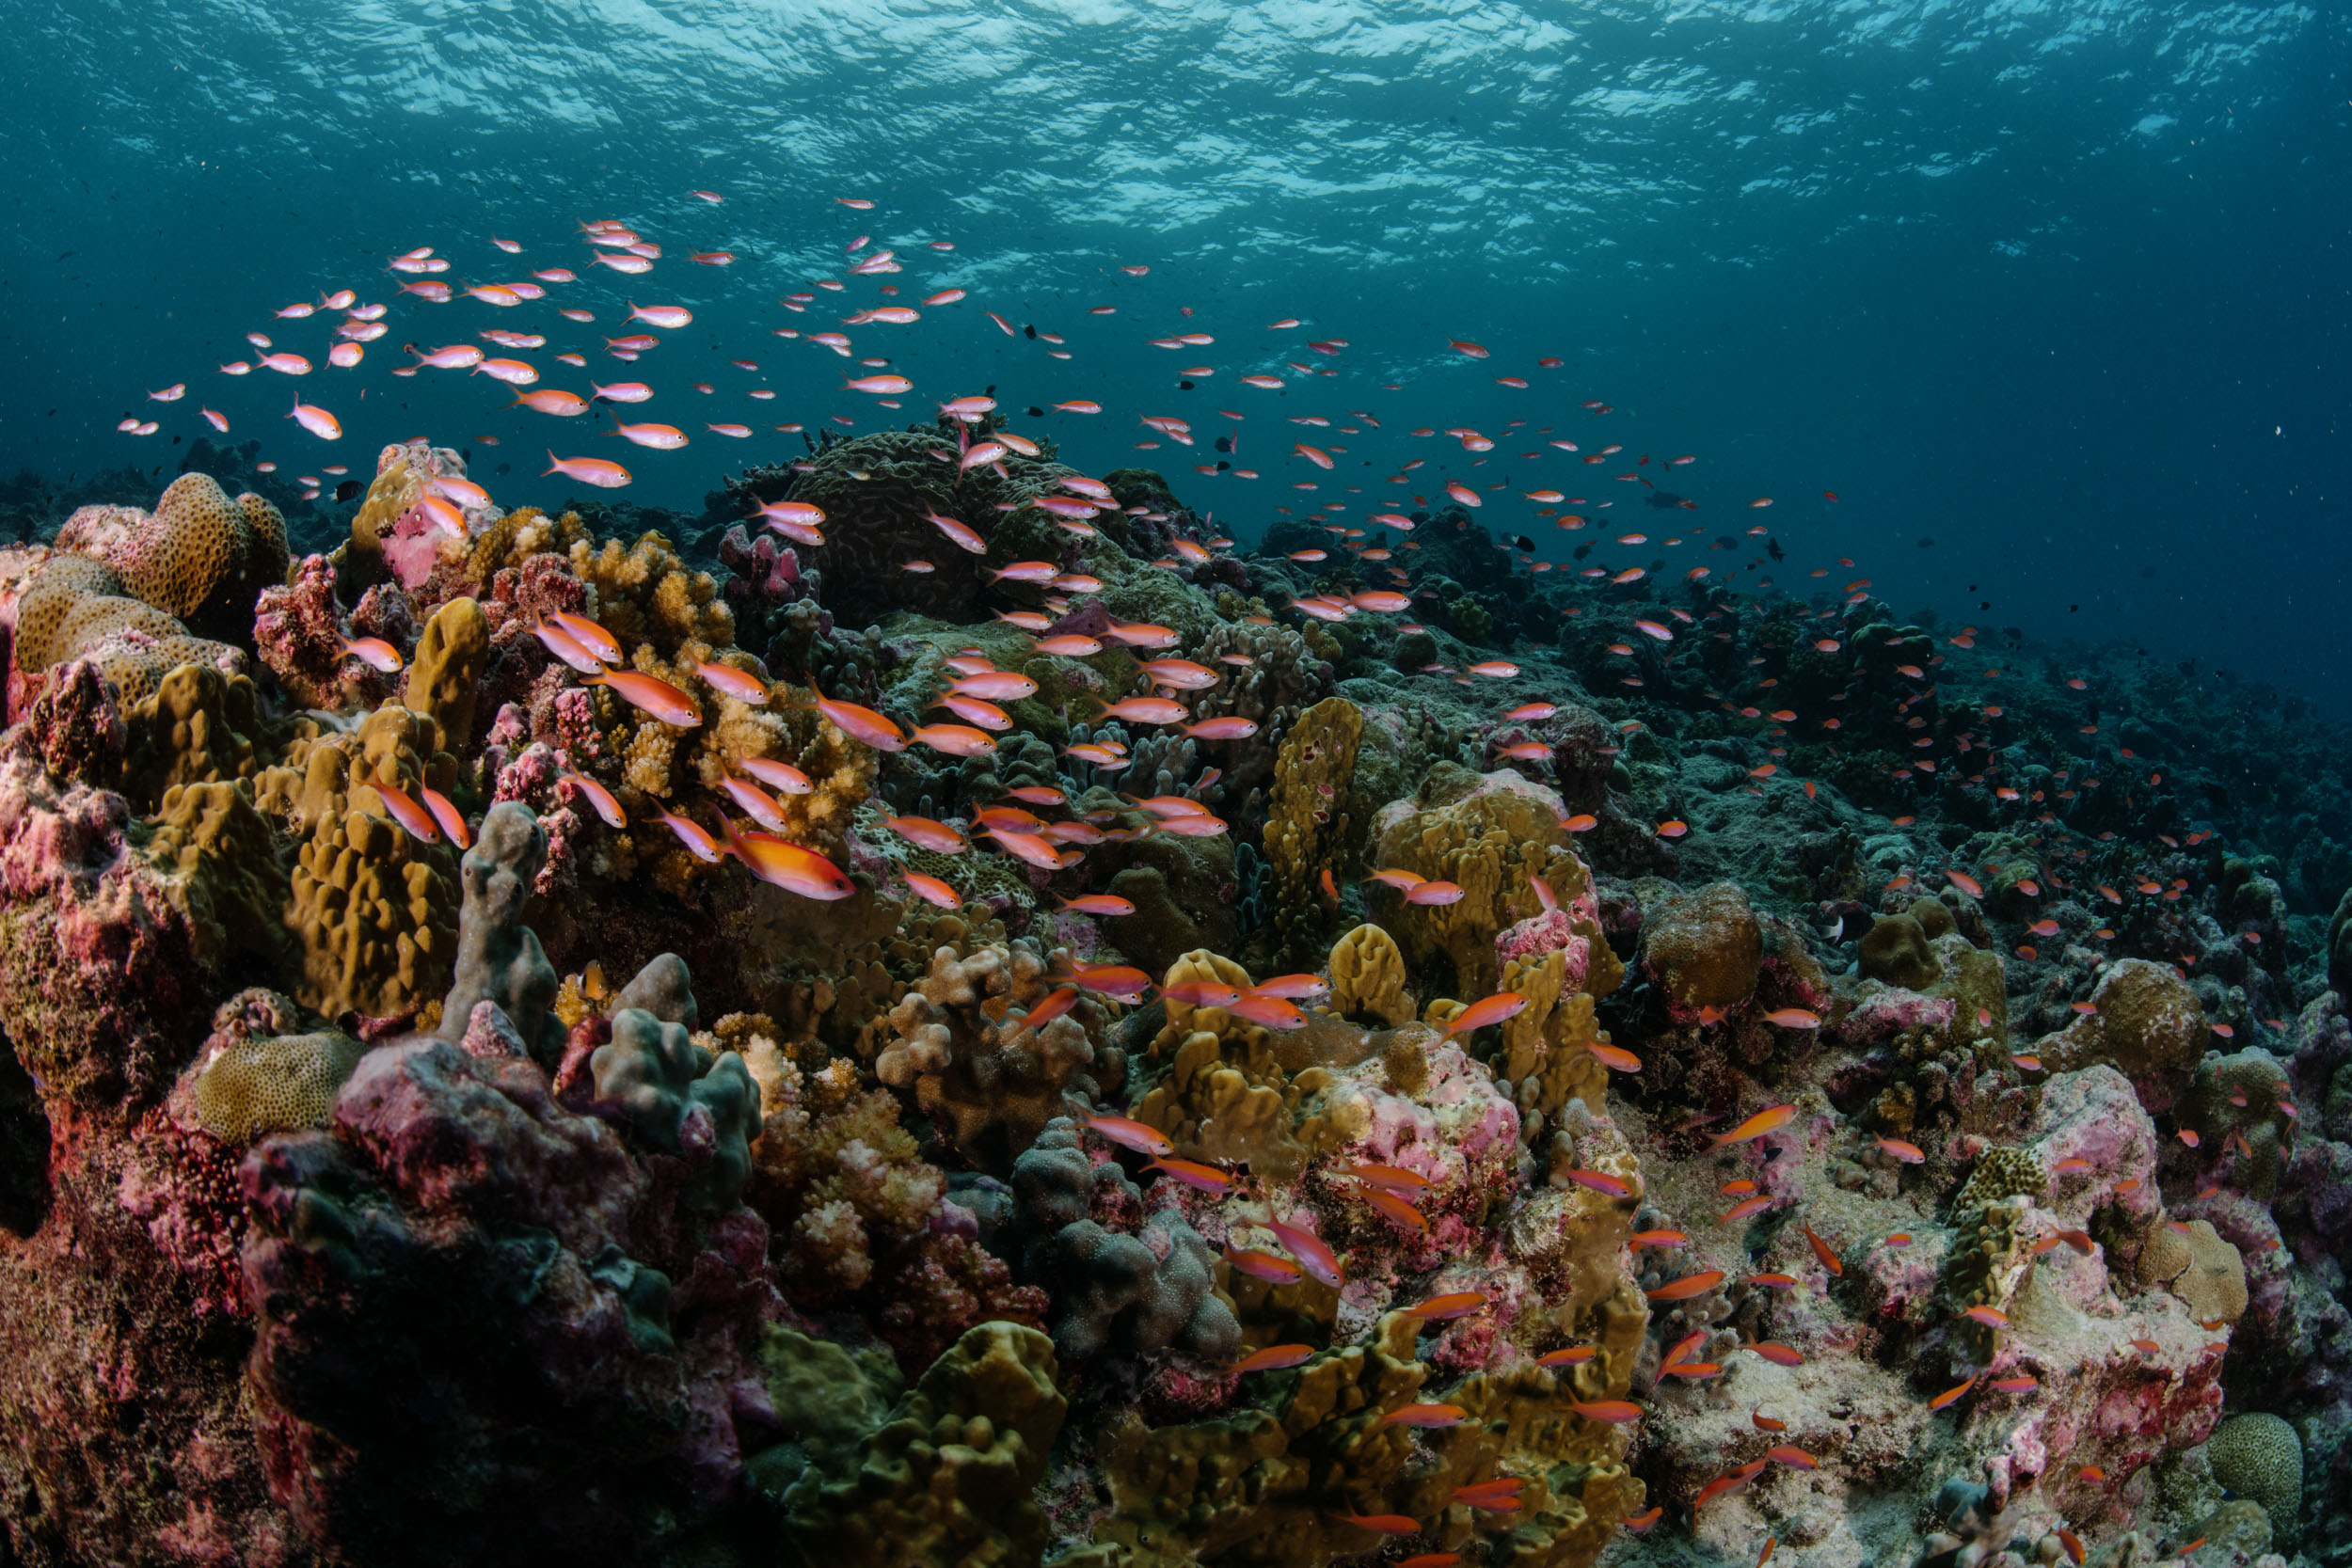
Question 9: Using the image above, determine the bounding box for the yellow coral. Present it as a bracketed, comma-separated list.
[1327, 922, 1413, 1027]
[119, 663, 265, 803]
[1263, 696, 1364, 969]
[1372, 772, 1625, 999]
[568, 531, 733, 655]
[401, 596, 487, 751]
[193, 1029, 366, 1143]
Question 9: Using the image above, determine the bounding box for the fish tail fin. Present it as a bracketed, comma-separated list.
[542, 450, 563, 476]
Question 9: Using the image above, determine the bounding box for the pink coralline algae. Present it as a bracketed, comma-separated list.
[1495, 906, 1598, 990]
[1839, 986, 1960, 1043]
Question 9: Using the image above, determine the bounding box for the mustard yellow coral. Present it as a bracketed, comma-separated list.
[194, 1029, 365, 1143]
[568, 530, 733, 655]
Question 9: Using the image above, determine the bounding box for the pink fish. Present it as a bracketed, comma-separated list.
[1562, 1168, 1634, 1199]
[695, 661, 769, 705]
[585, 670, 700, 727]
[543, 451, 631, 488]
[1441, 992, 1528, 1036]
[810, 682, 906, 752]
[715, 774, 788, 833]
[926, 511, 986, 553]
[1263, 1217, 1344, 1288]
[420, 786, 472, 849]
[563, 772, 627, 829]
[1084, 1115, 1173, 1157]
[910, 722, 996, 757]
[368, 780, 439, 844]
[653, 810, 724, 863]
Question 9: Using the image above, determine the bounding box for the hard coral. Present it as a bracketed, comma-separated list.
[1642, 879, 1764, 1019]
[192, 1027, 366, 1143]
[58, 470, 288, 643]
[873, 939, 1123, 1175]
[2203, 1412, 2302, 1544]
[1371, 765, 1625, 999]
[763, 1320, 1066, 1566]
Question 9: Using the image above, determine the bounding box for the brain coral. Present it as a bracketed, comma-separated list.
[9, 552, 246, 710]
[193, 1029, 367, 1143]
[2133, 1216, 2248, 1325]
[66, 472, 289, 642]
[2204, 1412, 2302, 1541]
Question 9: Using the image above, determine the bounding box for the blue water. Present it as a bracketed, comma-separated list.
[2, 0, 2344, 705]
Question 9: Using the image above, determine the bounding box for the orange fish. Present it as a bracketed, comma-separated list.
[1753, 1408, 1787, 1432]
[1710, 1104, 1797, 1149]
[1405, 1291, 1487, 1322]
[1562, 1168, 1634, 1199]
[1440, 991, 1528, 1036]
[1692, 1462, 1768, 1510]
[1358, 1187, 1428, 1233]
[1874, 1134, 1926, 1164]
[2058, 1528, 2086, 1566]
[1804, 1224, 1843, 1276]
[1721, 1196, 1774, 1223]
[1766, 1447, 1817, 1470]
[1929, 1374, 1978, 1411]
[1750, 1342, 1804, 1368]
[1379, 1403, 1467, 1428]
[1645, 1271, 1724, 1303]
[1569, 1400, 1642, 1423]
[1588, 1041, 1643, 1072]
[1224, 1343, 1315, 1374]
[1623, 1507, 1664, 1533]
[1629, 1229, 1689, 1249]
[1339, 1513, 1419, 1535]
[1536, 1345, 1596, 1367]
[1343, 1164, 1431, 1194]
[585, 670, 702, 727]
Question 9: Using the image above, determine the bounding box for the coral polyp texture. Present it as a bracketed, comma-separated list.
[0, 449, 2344, 1568]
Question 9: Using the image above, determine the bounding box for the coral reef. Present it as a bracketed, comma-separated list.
[1, 434, 2349, 1568]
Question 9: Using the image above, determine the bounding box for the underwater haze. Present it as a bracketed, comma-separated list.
[3, 0, 2347, 705]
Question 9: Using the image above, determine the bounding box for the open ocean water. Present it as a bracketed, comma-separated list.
[1, 0, 2344, 706]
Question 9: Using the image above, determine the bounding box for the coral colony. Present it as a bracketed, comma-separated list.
[0, 259, 2344, 1568]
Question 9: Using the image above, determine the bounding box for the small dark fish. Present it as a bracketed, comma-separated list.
[333, 480, 362, 502]
[1766, 538, 1786, 562]
[1215, 436, 1233, 453]
[1024, 323, 1037, 339]
[1573, 543, 1593, 561]
[1179, 379, 1195, 389]
[1916, 535, 1935, 548]
[1026, 405, 1044, 417]
[1513, 534, 1535, 551]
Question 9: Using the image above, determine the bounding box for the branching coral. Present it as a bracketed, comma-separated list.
[873, 938, 1123, 1174]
